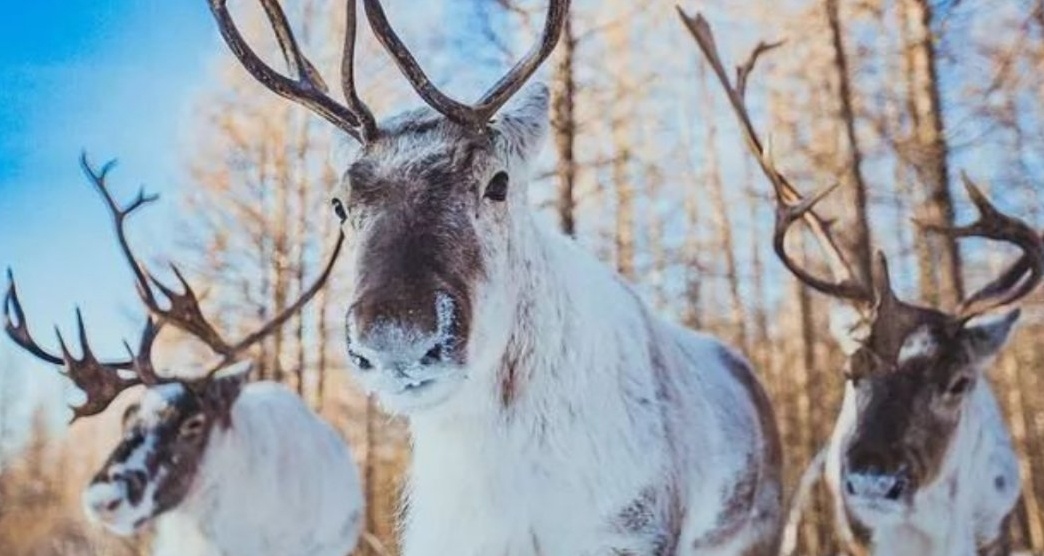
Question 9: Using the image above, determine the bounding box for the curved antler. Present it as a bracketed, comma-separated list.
[3, 271, 157, 420]
[364, 0, 570, 128]
[678, 9, 873, 305]
[208, 0, 378, 142]
[81, 153, 345, 378]
[919, 174, 1044, 320]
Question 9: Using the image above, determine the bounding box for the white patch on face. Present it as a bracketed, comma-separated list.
[137, 383, 188, 427]
[898, 326, 938, 364]
[82, 384, 188, 536]
[82, 446, 164, 536]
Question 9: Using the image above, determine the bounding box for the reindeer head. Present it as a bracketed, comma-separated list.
[4, 156, 337, 534]
[210, 0, 568, 412]
[680, 11, 1044, 521]
[830, 255, 1027, 517]
[81, 369, 247, 536]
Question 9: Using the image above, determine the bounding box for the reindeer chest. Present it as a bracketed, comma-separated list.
[405, 413, 676, 556]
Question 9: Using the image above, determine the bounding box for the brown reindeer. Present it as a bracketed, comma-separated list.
[679, 11, 1043, 556]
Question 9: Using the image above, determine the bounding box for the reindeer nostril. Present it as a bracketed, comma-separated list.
[885, 477, 907, 500]
[421, 344, 443, 366]
[105, 499, 121, 512]
[845, 479, 856, 496]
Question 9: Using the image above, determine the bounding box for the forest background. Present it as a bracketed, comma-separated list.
[1, 0, 1042, 554]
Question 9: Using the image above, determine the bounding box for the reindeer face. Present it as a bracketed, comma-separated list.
[82, 374, 245, 535]
[337, 86, 549, 414]
[836, 309, 1018, 521]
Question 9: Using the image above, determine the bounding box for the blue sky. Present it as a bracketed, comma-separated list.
[0, 1, 218, 428]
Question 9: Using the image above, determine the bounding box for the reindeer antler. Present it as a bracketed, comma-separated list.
[208, 0, 378, 142]
[919, 174, 1044, 320]
[81, 153, 345, 377]
[4, 155, 344, 419]
[677, 9, 873, 306]
[4, 272, 159, 420]
[363, 0, 570, 128]
[680, 11, 1044, 322]
[211, 0, 569, 135]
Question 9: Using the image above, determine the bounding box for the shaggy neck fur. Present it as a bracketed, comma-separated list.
[151, 383, 362, 556]
[828, 380, 1020, 556]
[402, 205, 782, 555]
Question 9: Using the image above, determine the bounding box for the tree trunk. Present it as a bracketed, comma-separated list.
[825, 0, 873, 285]
[316, 159, 337, 411]
[901, 0, 963, 306]
[795, 240, 822, 555]
[293, 113, 312, 397]
[552, 13, 578, 237]
[363, 395, 379, 555]
[699, 64, 748, 353]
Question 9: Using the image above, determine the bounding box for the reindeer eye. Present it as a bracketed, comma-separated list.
[946, 376, 972, 396]
[179, 414, 207, 438]
[331, 198, 348, 223]
[484, 171, 509, 202]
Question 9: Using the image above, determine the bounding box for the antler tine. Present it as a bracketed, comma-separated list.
[771, 182, 870, 301]
[208, 0, 377, 142]
[677, 9, 873, 304]
[362, 0, 483, 126]
[4, 269, 63, 365]
[920, 174, 1044, 319]
[56, 310, 142, 422]
[83, 154, 347, 381]
[81, 153, 162, 312]
[364, 0, 571, 128]
[472, 0, 571, 122]
[202, 230, 347, 378]
[342, 0, 377, 139]
[122, 318, 163, 386]
[146, 263, 234, 357]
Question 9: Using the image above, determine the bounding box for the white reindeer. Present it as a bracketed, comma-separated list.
[679, 13, 1041, 556]
[3, 156, 363, 556]
[209, 1, 784, 554]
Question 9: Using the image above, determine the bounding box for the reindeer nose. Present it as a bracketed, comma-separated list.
[83, 480, 127, 519]
[346, 291, 463, 371]
[844, 468, 910, 501]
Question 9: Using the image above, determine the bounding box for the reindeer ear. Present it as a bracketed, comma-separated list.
[961, 309, 1019, 366]
[829, 303, 872, 357]
[491, 83, 549, 165]
[201, 362, 252, 419]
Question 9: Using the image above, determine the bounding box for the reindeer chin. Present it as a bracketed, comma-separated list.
[82, 484, 152, 538]
[845, 496, 907, 527]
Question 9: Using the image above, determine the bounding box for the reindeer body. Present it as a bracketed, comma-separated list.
[825, 379, 1020, 556]
[400, 214, 782, 555]
[92, 382, 363, 556]
[201, 2, 782, 553]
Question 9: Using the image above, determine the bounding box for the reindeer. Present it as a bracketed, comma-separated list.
[679, 11, 1043, 556]
[4, 155, 363, 556]
[208, 0, 784, 554]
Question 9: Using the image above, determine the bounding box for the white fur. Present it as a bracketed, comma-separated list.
[91, 382, 363, 556]
[346, 86, 781, 555]
[898, 326, 939, 364]
[825, 380, 1020, 556]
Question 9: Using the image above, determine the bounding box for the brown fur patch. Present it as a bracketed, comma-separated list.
[977, 514, 1012, 556]
[687, 348, 782, 554]
[346, 124, 492, 361]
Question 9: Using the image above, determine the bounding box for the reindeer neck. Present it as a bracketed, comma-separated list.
[420, 211, 654, 427]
